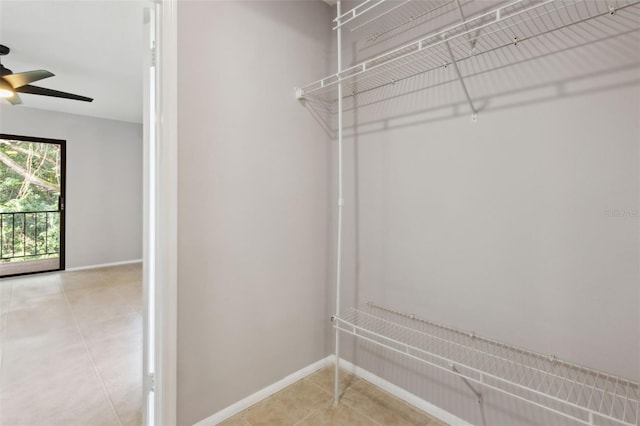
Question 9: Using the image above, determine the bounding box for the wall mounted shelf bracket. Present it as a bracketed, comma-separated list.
[444, 36, 478, 122]
[451, 363, 483, 404]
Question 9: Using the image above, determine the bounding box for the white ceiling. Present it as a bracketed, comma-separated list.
[0, 0, 147, 124]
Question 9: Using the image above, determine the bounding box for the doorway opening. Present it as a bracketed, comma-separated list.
[0, 134, 65, 277]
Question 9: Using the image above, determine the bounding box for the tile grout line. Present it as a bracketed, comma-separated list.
[291, 378, 332, 426]
[301, 372, 387, 426]
[58, 273, 125, 426]
[291, 405, 323, 426]
[345, 377, 440, 426]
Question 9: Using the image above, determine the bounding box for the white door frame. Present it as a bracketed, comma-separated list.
[143, 1, 177, 425]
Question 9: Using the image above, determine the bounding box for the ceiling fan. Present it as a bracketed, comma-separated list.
[0, 44, 93, 105]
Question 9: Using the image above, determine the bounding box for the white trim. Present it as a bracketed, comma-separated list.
[194, 357, 333, 426]
[142, 6, 156, 426]
[155, 0, 178, 425]
[193, 354, 467, 426]
[65, 259, 142, 272]
[331, 355, 471, 426]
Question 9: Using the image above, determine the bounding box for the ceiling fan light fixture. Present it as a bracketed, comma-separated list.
[0, 81, 14, 98]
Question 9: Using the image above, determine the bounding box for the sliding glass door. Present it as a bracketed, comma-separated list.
[0, 134, 65, 277]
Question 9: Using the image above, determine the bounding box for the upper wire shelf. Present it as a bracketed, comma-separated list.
[334, 303, 640, 426]
[333, 0, 468, 41]
[299, 0, 640, 107]
[333, 0, 388, 30]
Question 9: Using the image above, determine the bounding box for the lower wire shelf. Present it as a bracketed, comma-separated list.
[333, 303, 639, 426]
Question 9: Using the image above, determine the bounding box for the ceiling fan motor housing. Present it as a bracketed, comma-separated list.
[0, 64, 12, 76]
[0, 45, 12, 76]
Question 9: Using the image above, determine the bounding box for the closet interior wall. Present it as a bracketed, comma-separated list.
[323, 1, 640, 425]
[176, 2, 333, 424]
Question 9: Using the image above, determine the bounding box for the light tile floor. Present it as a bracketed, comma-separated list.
[1, 264, 443, 426]
[220, 366, 447, 426]
[0, 263, 142, 426]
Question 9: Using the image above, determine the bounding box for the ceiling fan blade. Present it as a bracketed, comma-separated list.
[3, 70, 54, 89]
[16, 84, 93, 102]
[6, 92, 22, 105]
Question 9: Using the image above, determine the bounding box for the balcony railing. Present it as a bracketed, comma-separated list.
[0, 210, 60, 261]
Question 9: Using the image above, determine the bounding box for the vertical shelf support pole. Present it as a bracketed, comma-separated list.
[444, 39, 478, 122]
[334, 0, 344, 405]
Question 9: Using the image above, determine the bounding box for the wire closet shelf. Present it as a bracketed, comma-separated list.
[332, 0, 473, 36]
[334, 303, 640, 426]
[297, 0, 640, 112]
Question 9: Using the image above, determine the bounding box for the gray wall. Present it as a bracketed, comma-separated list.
[0, 105, 143, 268]
[334, 4, 640, 425]
[176, 2, 332, 424]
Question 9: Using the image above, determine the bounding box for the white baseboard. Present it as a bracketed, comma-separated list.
[193, 357, 333, 426]
[331, 355, 471, 426]
[194, 354, 467, 426]
[65, 259, 142, 272]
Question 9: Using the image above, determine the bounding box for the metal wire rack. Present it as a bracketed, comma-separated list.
[334, 303, 640, 426]
[299, 1, 640, 423]
[298, 0, 640, 116]
[333, 0, 472, 42]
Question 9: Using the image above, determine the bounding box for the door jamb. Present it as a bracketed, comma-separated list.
[145, 1, 177, 425]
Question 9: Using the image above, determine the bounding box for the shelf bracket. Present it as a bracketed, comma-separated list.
[444, 38, 478, 122]
[451, 364, 483, 404]
[454, 0, 474, 52]
[295, 87, 305, 100]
